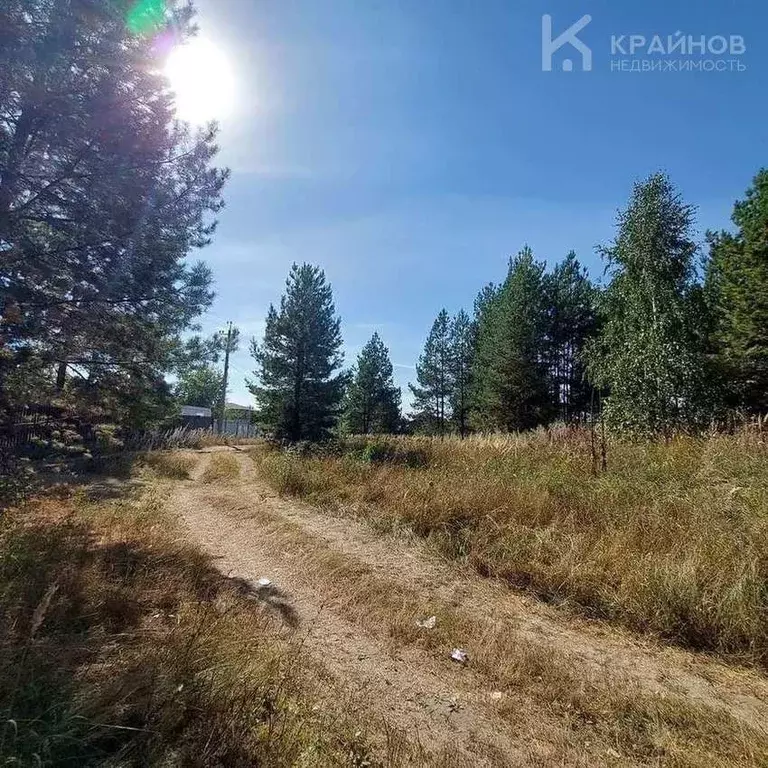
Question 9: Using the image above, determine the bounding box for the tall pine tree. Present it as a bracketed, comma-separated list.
[543, 252, 597, 422]
[0, 0, 227, 427]
[472, 247, 548, 431]
[449, 310, 474, 437]
[587, 173, 709, 437]
[249, 264, 344, 441]
[705, 169, 768, 415]
[409, 309, 452, 435]
[343, 332, 401, 434]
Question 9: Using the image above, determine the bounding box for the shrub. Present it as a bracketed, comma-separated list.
[338, 436, 432, 468]
[0, 452, 36, 511]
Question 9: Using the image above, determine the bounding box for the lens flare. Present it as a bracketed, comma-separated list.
[126, 0, 167, 36]
[164, 38, 236, 124]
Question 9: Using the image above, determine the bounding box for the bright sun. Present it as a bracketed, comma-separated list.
[164, 38, 235, 124]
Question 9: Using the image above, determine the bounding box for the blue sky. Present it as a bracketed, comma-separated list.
[188, 0, 767, 406]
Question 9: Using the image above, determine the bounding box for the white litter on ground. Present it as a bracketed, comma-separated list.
[257, 577, 272, 587]
[451, 648, 469, 664]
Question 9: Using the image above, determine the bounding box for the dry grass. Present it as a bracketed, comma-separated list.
[198, 434, 263, 449]
[130, 428, 261, 451]
[0, 483, 387, 766]
[142, 450, 197, 479]
[207, 493, 768, 767]
[201, 451, 241, 483]
[251, 430, 768, 666]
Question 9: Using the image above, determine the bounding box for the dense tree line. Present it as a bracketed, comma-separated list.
[706, 170, 768, 415]
[248, 170, 768, 440]
[408, 171, 768, 438]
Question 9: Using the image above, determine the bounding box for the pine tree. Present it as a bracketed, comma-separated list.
[466, 282, 497, 428]
[473, 283, 499, 324]
[543, 252, 597, 422]
[587, 173, 709, 437]
[449, 310, 474, 437]
[705, 169, 768, 415]
[343, 333, 401, 434]
[409, 310, 452, 435]
[472, 247, 549, 431]
[0, 0, 227, 426]
[249, 264, 345, 441]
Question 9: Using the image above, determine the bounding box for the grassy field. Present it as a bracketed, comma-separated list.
[3, 443, 767, 766]
[218, 488, 768, 766]
[251, 429, 768, 666]
[0, 467, 378, 766]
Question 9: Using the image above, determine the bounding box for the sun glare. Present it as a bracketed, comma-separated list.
[164, 37, 235, 124]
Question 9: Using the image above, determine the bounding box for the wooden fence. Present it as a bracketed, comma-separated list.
[0, 405, 84, 451]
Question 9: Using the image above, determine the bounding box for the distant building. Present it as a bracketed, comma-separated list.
[180, 405, 213, 429]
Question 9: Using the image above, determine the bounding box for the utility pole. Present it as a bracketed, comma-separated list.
[218, 321, 233, 434]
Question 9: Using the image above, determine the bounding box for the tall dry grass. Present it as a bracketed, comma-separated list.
[201, 451, 241, 483]
[215, 495, 768, 766]
[142, 450, 197, 479]
[0, 485, 380, 766]
[252, 430, 768, 665]
[129, 427, 262, 451]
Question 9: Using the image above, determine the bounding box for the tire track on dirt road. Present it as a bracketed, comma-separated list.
[173, 448, 768, 766]
[173, 449, 553, 767]
[236, 450, 768, 727]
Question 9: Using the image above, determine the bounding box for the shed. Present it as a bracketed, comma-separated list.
[180, 405, 212, 429]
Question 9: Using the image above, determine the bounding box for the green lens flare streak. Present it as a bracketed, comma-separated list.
[126, 0, 167, 36]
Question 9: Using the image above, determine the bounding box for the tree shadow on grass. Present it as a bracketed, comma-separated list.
[21, 452, 144, 505]
[0, 494, 302, 766]
[226, 575, 299, 628]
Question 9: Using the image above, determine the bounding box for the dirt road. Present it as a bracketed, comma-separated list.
[171, 448, 768, 766]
